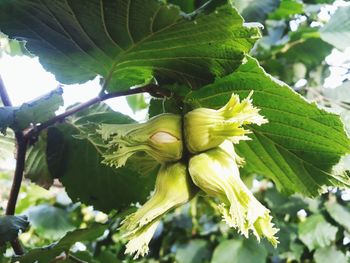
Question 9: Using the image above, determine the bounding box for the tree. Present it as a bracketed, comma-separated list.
[0, 0, 350, 262]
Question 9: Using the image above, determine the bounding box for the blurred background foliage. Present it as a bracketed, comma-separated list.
[1, 0, 350, 262]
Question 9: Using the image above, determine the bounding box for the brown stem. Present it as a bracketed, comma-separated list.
[0, 74, 25, 255]
[23, 83, 165, 139]
[5, 132, 27, 216]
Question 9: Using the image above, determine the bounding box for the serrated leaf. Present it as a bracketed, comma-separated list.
[314, 246, 348, 263]
[268, 0, 304, 20]
[320, 5, 350, 51]
[186, 56, 350, 196]
[325, 200, 350, 232]
[12, 223, 107, 263]
[175, 239, 210, 263]
[0, 88, 63, 133]
[0, 1, 260, 92]
[14, 88, 64, 130]
[298, 214, 338, 251]
[24, 131, 53, 189]
[47, 103, 157, 213]
[0, 215, 29, 244]
[25, 204, 75, 240]
[0, 32, 30, 57]
[211, 238, 268, 263]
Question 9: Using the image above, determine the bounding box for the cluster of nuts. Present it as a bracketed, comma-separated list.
[98, 92, 278, 259]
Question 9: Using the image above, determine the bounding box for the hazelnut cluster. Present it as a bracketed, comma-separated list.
[99, 92, 278, 259]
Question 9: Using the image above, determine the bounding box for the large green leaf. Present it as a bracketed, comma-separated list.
[185, 56, 350, 196]
[13, 223, 107, 263]
[0, 1, 260, 91]
[298, 214, 338, 251]
[47, 103, 158, 213]
[320, 5, 350, 51]
[211, 238, 268, 263]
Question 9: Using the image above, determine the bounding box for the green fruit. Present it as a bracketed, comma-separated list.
[184, 91, 267, 153]
[121, 162, 197, 259]
[189, 141, 278, 246]
[99, 113, 183, 167]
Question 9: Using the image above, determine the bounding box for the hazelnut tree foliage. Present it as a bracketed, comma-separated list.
[0, 0, 350, 262]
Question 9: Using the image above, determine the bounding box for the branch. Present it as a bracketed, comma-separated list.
[0, 74, 26, 255]
[0, 80, 165, 256]
[24, 83, 166, 139]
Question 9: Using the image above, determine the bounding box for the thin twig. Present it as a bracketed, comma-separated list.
[0, 74, 25, 255]
[0, 76, 12, 106]
[23, 83, 165, 139]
